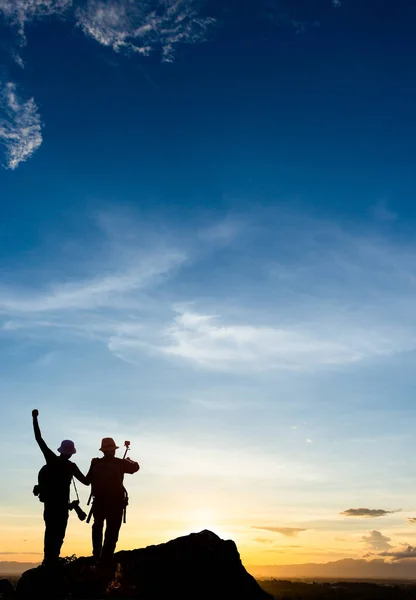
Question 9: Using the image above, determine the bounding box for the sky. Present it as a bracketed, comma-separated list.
[2, 0, 416, 571]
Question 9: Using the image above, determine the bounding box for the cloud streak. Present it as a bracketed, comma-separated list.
[0, 551, 42, 555]
[0, 249, 185, 313]
[143, 307, 415, 372]
[4, 209, 416, 373]
[378, 545, 416, 562]
[252, 526, 308, 537]
[0, 82, 42, 169]
[341, 508, 401, 519]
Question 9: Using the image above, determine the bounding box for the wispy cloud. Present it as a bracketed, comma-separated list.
[4, 209, 416, 373]
[76, 0, 215, 63]
[0, 81, 42, 169]
[147, 307, 414, 373]
[361, 530, 392, 552]
[0, 249, 185, 313]
[252, 526, 308, 537]
[341, 508, 401, 519]
[0, 0, 72, 39]
[408, 518, 416, 525]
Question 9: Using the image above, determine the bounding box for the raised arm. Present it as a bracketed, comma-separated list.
[32, 409, 54, 461]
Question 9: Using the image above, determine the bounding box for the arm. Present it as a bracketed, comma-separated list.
[123, 457, 140, 474]
[84, 458, 100, 485]
[32, 409, 54, 462]
[72, 464, 90, 486]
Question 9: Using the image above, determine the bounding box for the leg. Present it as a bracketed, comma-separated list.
[101, 506, 123, 562]
[43, 504, 69, 566]
[92, 505, 105, 561]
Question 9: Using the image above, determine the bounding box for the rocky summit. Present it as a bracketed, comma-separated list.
[11, 530, 273, 599]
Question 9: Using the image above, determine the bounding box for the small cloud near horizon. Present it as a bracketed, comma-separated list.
[252, 526, 308, 537]
[340, 508, 401, 518]
[0, 551, 42, 555]
[361, 530, 392, 552]
[377, 545, 416, 562]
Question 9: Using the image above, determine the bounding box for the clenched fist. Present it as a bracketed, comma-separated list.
[32, 409, 39, 418]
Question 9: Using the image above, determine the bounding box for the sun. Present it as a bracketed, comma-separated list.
[184, 508, 231, 539]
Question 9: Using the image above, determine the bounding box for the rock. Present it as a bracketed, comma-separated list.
[0, 579, 15, 598]
[16, 566, 69, 599]
[66, 530, 273, 599]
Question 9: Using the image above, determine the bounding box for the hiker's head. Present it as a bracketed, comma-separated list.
[99, 437, 119, 457]
[57, 440, 76, 458]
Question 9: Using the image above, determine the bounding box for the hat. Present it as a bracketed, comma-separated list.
[99, 437, 119, 452]
[57, 440, 76, 456]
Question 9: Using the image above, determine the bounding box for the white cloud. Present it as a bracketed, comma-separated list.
[0, 81, 42, 169]
[146, 309, 415, 372]
[362, 530, 393, 552]
[76, 0, 215, 62]
[0, 0, 72, 38]
[4, 210, 416, 374]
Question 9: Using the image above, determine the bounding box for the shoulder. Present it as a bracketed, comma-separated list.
[45, 451, 58, 464]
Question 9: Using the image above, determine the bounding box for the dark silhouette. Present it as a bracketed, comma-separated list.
[14, 530, 273, 599]
[86, 437, 139, 568]
[32, 409, 89, 568]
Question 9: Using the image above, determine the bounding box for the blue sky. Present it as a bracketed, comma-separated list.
[2, 0, 416, 568]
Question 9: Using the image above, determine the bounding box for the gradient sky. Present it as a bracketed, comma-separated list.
[2, 0, 416, 570]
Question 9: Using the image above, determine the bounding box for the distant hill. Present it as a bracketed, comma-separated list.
[248, 558, 416, 580]
[0, 561, 40, 575]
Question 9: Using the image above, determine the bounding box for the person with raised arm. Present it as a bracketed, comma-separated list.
[32, 409, 89, 567]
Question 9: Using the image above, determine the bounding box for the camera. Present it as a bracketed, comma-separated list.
[68, 500, 87, 521]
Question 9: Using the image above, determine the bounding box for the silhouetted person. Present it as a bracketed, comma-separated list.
[86, 438, 139, 567]
[32, 409, 89, 567]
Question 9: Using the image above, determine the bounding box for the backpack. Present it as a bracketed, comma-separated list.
[33, 461, 72, 503]
[90, 458, 128, 506]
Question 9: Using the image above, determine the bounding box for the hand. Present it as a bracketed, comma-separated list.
[32, 409, 39, 418]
